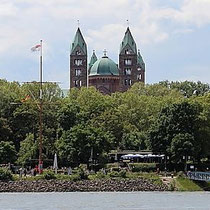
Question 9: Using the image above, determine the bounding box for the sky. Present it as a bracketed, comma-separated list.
[0, 0, 210, 89]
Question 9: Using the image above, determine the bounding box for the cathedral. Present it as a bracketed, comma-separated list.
[70, 27, 145, 94]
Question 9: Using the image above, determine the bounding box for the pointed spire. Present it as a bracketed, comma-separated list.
[120, 27, 137, 54]
[137, 49, 145, 69]
[89, 50, 98, 68]
[70, 27, 87, 55]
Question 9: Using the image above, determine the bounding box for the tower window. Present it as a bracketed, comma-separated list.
[124, 68, 131, 75]
[125, 59, 132, 65]
[75, 69, 81, 76]
[129, 79, 132, 86]
[74, 80, 79, 87]
[125, 49, 131, 54]
[75, 59, 82, 66]
[76, 50, 81, 55]
[137, 67, 142, 71]
[137, 74, 142, 80]
[74, 80, 82, 87]
[124, 79, 128, 86]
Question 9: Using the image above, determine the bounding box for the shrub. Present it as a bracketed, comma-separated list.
[108, 170, 127, 178]
[70, 174, 81, 181]
[42, 170, 56, 180]
[105, 163, 119, 169]
[72, 167, 88, 180]
[119, 170, 126, 178]
[129, 163, 157, 172]
[108, 171, 119, 178]
[95, 171, 106, 179]
[0, 168, 13, 181]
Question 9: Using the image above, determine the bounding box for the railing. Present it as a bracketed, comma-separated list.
[187, 171, 210, 182]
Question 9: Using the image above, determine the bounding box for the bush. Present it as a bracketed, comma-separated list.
[108, 170, 127, 178]
[95, 171, 106, 179]
[72, 167, 88, 180]
[0, 168, 13, 181]
[119, 170, 126, 178]
[129, 163, 157, 172]
[105, 163, 119, 169]
[108, 171, 120, 178]
[42, 170, 56, 180]
[70, 174, 81, 181]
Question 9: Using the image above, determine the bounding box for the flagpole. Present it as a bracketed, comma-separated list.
[39, 40, 43, 174]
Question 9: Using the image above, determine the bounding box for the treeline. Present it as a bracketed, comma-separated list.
[1, 79, 210, 167]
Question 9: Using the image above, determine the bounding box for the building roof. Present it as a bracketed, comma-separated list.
[89, 55, 119, 76]
[89, 50, 98, 68]
[120, 27, 137, 54]
[137, 50, 145, 69]
[70, 28, 87, 55]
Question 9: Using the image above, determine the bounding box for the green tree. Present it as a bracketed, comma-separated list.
[56, 124, 114, 166]
[0, 141, 17, 164]
[17, 133, 38, 166]
[159, 80, 210, 98]
[149, 101, 202, 161]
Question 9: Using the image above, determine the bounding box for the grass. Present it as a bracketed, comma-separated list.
[175, 177, 203, 191]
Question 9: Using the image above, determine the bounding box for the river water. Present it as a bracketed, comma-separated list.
[0, 192, 209, 210]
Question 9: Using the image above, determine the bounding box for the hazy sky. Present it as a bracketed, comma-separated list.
[0, 0, 210, 88]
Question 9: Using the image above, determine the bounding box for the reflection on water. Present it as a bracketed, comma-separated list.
[0, 192, 210, 210]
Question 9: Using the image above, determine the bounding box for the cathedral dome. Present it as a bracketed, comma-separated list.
[89, 55, 119, 76]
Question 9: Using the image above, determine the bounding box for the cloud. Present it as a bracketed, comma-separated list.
[175, 0, 210, 26]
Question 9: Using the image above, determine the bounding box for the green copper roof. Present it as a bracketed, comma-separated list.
[120, 27, 137, 54]
[89, 51, 98, 68]
[70, 28, 87, 55]
[137, 50, 145, 69]
[89, 56, 119, 76]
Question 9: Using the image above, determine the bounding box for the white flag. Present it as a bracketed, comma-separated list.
[31, 44, 41, 52]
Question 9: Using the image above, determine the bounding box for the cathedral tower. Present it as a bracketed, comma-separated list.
[119, 27, 145, 92]
[70, 28, 87, 88]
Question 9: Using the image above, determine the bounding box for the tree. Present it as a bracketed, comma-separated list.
[170, 133, 195, 163]
[17, 133, 38, 166]
[56, 124, 114, 166]
[149, 101, 202, 161]
[0, 141, 17, 164]
[159, 80, 210, 98]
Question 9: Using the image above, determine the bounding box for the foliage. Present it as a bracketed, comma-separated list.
[17, 133, 38, 166]
[149, 101, 203, 161]
[42, 170, 56, 180]
[1, 79, 210, 167]
[56, 124, 113, 166]
[159, 80, 210, 98]
[108, 170, 126, 178]
[0, 168, 13, 181]
[129, 163, 157, 172]
[95, 171, 106, 179]
[0, 141, 17, 164]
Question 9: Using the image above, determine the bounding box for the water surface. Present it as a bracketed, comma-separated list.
[0, 192, 209, 210]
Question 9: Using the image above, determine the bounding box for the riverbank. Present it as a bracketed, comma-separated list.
[0, 178, 168, 192]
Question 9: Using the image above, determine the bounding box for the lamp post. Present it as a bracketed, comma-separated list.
[183, 155, 189, 173]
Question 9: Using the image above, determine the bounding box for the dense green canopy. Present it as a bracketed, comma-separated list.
[1, 79, 210, 167]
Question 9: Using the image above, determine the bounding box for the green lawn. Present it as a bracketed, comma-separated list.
[175, 177, 203, 191]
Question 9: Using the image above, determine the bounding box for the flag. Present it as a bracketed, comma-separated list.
[31, 44, 41, 52]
